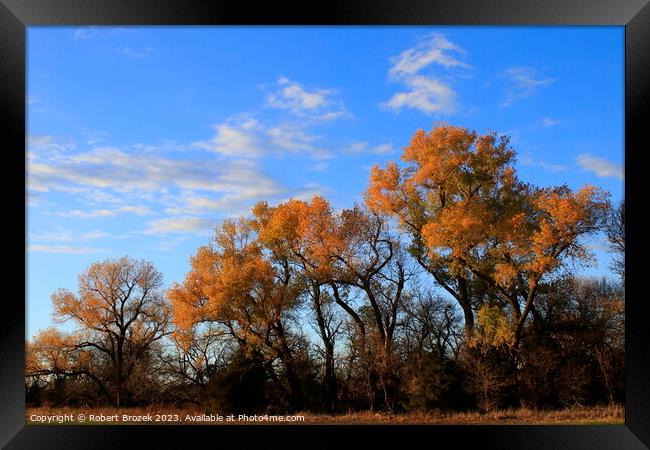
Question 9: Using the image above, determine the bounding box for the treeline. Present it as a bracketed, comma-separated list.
[26, 125, 625, 414]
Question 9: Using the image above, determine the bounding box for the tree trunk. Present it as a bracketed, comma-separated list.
[312, 284, 337, 412]
[275, 321, 304, 411]
[324, 341, 337, 412]
[458, 276, 475, 338]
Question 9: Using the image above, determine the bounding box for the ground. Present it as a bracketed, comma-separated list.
[26, 405, 623, 425]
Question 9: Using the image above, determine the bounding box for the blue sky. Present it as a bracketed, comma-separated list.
[26, 26, 624, 339]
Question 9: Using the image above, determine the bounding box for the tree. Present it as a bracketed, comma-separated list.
[517, 276, 624, 407]
[252, 197, 342, 411]
[605, 200, 625, 281]
[367, 124, 610, 351]
[400, 290, 466, 411]
[250, 197, 413, 411]
[27, 257, 171, 407]
[168, 217, 306, 411]
[366, 125, 516, 336]
[157, 323, 232, 405]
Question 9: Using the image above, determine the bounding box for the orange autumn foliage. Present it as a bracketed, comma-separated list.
[168, 217, 299, 349]
[366, 124, 610, 345]
[28, 257, 171, 407]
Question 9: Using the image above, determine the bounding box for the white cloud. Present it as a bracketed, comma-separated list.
[26, 95, 47, 113]
[311, 111, 349, 122]
[55, 205, 152, 218]
[164, 188, 282, 217]
[81, 129, 109, 145]
[309, 162, 329, 172]
[145, 217, 216, 235]
[194, 118, 264, 158]
[56, 209, 115, 218]
[28, 229, 110, 243]
[119, 205, 152, 215]
[344, 141, 395, 155]
[116, 46, 155, 59]
[28, 146, 281, 195]
[28, 244, 105, 254]
[73, 26, 133, 41]
[519, 153, 566, 172]
[539, 117, 561, 128]
[194, 118, 333, 160]
[27, 141, 287, 226]
[195, 77, 350, 160]
[284, 183, 329, 203]
[267, 124, 332, 159]
[265, 78, 347, 119]
[384, 75, 457, 114]
[73, 27, 97, 40]
[267, 78, 331, 110]
[345, 142, 369, 154]
[383, 34, 469, 115]
[501, 67, 556, 107]
[372, 143, 395, 155]
[28, 135, 76, 158]
[577, 154, 624, 180]
[26, 192, 41, 208]
[388, 33, 470, 79]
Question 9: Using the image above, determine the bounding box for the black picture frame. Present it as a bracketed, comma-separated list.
[2, 1, 648, 448]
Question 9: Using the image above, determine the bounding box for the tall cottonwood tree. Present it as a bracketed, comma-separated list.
[367, 125, 610, 350]
[168, 217, 306, 410]
[232, 197, 412, 411]
[251, 197, 342, 412]
[27, 257, 171, 407]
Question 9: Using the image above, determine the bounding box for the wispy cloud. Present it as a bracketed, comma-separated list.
[283, 183, 329, 203]
[384, 75, 457, 115]
[194, 77, 352, 160]
[28, 244, 105, 254]
[519, 153, 566, 172]
[26, 95, 48, 113]
[309, 162, 329, 172]
[577, 154, 624, 180]
[28, 145, 281, 195]
[145, 217, 216, 235]
[81, 129, 109, 145]
[267, 78, 329, 110]
[383, 34, 470, 115]
[163, 189, 281, 217]
[265, 77, 348, 120]
[193, 117, 264, 158]
[55, 205, 152, 218]
[28, 135, 76, 159]
[538, 117, 561, 128]
[267, 124, 332, 159]
[27, 138, 286, 225]
[72, 26, 134, 41]
[500, 67, 556, 107]
[116, 46, 155, 59]
[28, 229, 110, 244]
[73, 27, 98, 40]
[344, 141, 395, 155]
[389, 34, 470, 77]
[193, 116, 333, 160]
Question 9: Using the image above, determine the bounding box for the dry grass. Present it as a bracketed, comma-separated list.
[299, 404, 624, 425]
[26, 404, 623, 425]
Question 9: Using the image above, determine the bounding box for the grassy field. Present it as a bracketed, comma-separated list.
[26, 404, 624, 425]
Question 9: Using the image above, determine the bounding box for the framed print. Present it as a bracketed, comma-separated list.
[2, 0, 648, 448]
